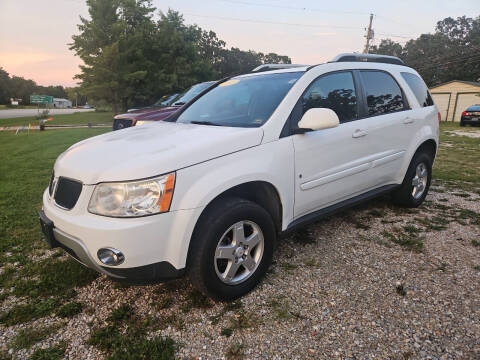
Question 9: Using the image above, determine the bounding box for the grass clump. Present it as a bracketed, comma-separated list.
[228, 312, 258, 330]
[56, 301, 83, 318]
[11, 323, 63, 350]
[30, 343, 66, 360]
[0, 299, 58, 326]
[267, 298, 302, 321]
[472, 239, 480, 247]
[180, 289, 213, 313]
[226, 342, 244, 359]
[395, 283, 406, 297]
[382, 228, 424, 253]
[88, 304, 176, 359]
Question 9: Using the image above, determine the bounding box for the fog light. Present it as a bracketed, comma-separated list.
[97, 248, 125, 266]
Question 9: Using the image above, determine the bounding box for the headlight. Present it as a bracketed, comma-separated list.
[88, 173, 175, 217]
[135, 120, 147, 126]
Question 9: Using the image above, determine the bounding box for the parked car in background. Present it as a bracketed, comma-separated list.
[112, 82, 215, 130]
[460, 105, 480, 126]
[40, 53, 439, 300]
[127, 93, 180, 113]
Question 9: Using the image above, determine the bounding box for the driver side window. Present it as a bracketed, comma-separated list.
[302, 71, 358, 123]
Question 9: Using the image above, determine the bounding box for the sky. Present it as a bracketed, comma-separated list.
[0, 0, 478, 87]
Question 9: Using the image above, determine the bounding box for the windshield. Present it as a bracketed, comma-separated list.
[176, 72, 303, 127]
[154, 94, 178, 107]
[171, 82, 214, 106]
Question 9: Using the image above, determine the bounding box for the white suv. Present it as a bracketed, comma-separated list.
[40, 54, 439, 300]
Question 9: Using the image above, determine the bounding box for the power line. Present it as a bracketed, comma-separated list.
[415, 55, 480, 71]
[183, 12, 363, 30]
[216, 0, 368, 16]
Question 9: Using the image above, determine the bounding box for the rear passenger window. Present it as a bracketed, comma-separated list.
[401, 72, 434, 107]
[360, 71, 406, 116]
[302, 71, 358, 123]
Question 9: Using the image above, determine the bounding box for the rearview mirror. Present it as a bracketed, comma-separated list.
[296, 108, 340, 133]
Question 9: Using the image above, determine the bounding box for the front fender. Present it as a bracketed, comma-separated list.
[171, 138, 295, 231]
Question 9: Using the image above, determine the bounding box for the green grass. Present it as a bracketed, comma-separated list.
[30, 343, 66, 360]
[0, 111, 113, 127]
[0, 129, 107, 326]
[0, 129, 108, 260]
[88, 305, 176, 359]
[11, 323, 63, 350]
[434, 122, 480, 187]
[56, 301, 84, 318]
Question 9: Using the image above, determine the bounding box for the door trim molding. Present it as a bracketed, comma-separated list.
[285, 184, 399, 232]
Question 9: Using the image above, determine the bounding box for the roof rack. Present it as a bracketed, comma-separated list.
[251, 64, 309, 73]
[331, 53, 405, 66]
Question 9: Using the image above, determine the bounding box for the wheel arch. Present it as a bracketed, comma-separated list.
[415, 138, 437, 160]
[185, 181, 283, 267]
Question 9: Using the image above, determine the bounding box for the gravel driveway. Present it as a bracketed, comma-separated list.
[1, 186, 479, 359]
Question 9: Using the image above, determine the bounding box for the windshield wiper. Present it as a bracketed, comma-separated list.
[190, 120, 222, 126]
[173, 101, 185, 106]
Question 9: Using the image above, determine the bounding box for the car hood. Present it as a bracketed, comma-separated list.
[54, 121, 264, 184]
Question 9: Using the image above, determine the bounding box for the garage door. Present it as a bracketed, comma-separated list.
[454, 93, 480, 122]
[431, 93, 450, 121]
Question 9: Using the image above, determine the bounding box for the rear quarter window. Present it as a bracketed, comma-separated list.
[401, 72, 434, 107]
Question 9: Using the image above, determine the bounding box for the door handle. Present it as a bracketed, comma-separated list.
[403, 117, 414, 124]
[352, 129, 368, 138]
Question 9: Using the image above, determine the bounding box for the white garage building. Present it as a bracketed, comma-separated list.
[53, 98, 72, 108]
[430, 80, 480, 122]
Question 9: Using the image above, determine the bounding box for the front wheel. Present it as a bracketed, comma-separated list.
[392, 152, 432, 208]
[188, 197, 275, 301]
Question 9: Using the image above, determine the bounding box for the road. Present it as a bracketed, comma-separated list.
[0, 108, 95, 119]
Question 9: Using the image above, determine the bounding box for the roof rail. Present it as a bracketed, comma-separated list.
[331, 53, 405, 66]
[251, 64, 309, 73]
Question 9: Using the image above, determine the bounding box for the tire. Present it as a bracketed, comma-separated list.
[460, 121, 466, 127]
[188, 197, 276, 301]
[391, 152, 432, 208]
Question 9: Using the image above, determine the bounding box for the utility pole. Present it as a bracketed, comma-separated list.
[363, 13, 374, 54]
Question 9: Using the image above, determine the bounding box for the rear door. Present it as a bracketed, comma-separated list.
[292, 71, 378, 217]
[356, 70, 412, 186]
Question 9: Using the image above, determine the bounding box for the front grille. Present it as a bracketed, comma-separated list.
[113, 118, 133, 130]
[48, 171, 55, 196]
[54, 177, 83, 209]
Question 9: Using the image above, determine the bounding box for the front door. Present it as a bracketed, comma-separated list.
[292, 71, 376, 218]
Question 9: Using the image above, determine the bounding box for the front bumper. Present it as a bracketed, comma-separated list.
[39, 210, 185, 282]
[41, 188, 203, 282]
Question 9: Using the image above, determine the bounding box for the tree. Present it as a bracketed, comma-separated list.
[370, 15, 480, 86]
[70, 3, 292, 110]
[0, 68, 11, 104]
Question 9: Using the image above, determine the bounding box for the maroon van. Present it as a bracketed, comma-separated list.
[112, 81, 215, 130]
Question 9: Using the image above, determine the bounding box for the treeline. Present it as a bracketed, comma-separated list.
[0, 68, 68, 106]
[370, 15, 480, 86]
[70, 0, 291, 112]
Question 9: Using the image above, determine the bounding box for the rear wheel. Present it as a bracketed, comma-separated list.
[460, 121, 466, 127]
[392, 152, 432, 208]
[188, 197, 275, 300]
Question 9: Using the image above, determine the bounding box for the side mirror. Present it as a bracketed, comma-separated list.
[296, 108, 340, 133]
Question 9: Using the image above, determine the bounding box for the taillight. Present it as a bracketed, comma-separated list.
[437, 112, 441, 123]
[462, 111, 467, 117]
